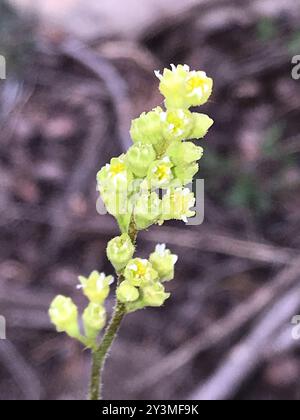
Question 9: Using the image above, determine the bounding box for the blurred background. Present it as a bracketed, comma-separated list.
[0, 0, 300, 400]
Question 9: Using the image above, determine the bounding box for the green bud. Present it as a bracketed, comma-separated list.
[134, 191, 161, 230]
[49, 295, 80, 339]
[130, 107, 165, 147]
[161, 188, 196, 223]
[125, 282, 170, 312]
[149, 244, 178, 282]
[155, 64, 213, 109]
[142, 282, 170, 307]
[107, 234, 135, 272]
[78, 271, 113, 304]
[116, 280, 140, 303]
[126, 143, 156, 178]
[124, 258, 159, 287]
[174, 163, 199, 186]
[167, 142, 203, 166]
[147, 157, 174, 189]
[82, 303, 106, 340]
[125, 296, 147, 313]
[190, 113, 214, 139]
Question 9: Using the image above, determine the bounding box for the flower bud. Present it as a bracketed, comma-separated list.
[78, 271, 113, 304]
[116, 280, 140, 303]
[167, 142, 203, 166]
[82, 303, 106, 340]
[190, 113, 214, 139]
[130, 107, 165, 147]
[97, 155, 133, 194]
[134, 191, 161, 230]
[155, 64, 213, 109]
[161, 188, 196, 223]
[149, 244, 178, 282]
[107, 234, 135, 272]
[49, 295, 80, 338]
[142, 282, 170, 307]
[147, 157, 174, 189]
[126, 143, 156, 178]
[124, 258, 158, 287]
[173, 163, 199, 186]
[125, 296, 147, 313]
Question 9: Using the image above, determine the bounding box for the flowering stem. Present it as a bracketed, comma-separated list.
[89, 223, 137, 401]
[89, 300, 126, 400]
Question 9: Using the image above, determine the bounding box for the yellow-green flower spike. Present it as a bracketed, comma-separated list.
[107, 234, 135, 273]
[124, 258, 159, 287]
[147, 157, 174, 189]
[48, 64, 215, 398]
[142, 282, 170, 307]
[155, 64, 213, 109]
[49, 295, 80, 339]
[82, 303, 106, 341]
[116, 280, 140, 303]
[167, 142, 203, 166]
[134, 191, 161, 230]
[97, 155, 133, 194]
[162, 188, 196, 223]
[149, 244, 178, 282]
[126, 143, 157, 178]
[78, 271, 113, 304]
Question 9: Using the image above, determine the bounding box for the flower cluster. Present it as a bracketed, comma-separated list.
[110, 241, 178, 312]
[49, 64, 213, 346]
[49, 271, 113, 349]
[97, 64, 213, 233]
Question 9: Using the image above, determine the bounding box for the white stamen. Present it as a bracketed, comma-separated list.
[160, 112, 167, 122]
[154, 70, 162, 80]
[156, 244, 166, 256]
[172, 255, 179, 264]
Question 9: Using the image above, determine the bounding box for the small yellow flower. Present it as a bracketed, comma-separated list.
[150, 244, 178, 282]
[155, 64, 213, 109]
[97, 155, 133, 194]
[78, 271, 113, 304]
[161, 109, 194, 141]
[124, 258, 158, 287]
[162, 188, 196, 222]
[147, 157, 174, 189]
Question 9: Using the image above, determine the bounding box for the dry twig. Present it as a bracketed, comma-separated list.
[189, 278, 300, 400]
[129, 258, 300, 393]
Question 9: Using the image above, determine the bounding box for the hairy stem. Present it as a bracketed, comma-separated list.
[89, 222, 137, 400]
[89, 300, 126, 400]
